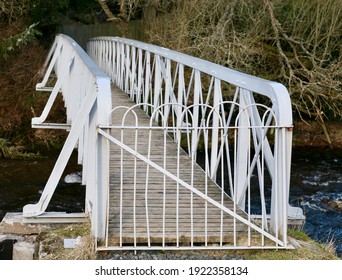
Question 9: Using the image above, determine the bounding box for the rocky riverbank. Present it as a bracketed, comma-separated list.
[293, 121, 342, 149]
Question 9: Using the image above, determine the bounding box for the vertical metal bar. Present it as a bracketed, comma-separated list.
[120, 126, 124, 247]
[124, 44, 130, 92]
[247, 126, 251, 247]
[170, 62, 178, 139]
[164, 59, 172, 126]
[153, 55, 161, 123]
[191, 144, 194, 247]
[145, 127, 152, 247]
[133, 122, 138, 248]
[137, 49, 143, 103]
[225, 87, 240, 197]
[112, 41, 116, 82]
[177, 64, 187, 146]
[116, 42, 121, 85]
[163, 126, 167, 247]
[261, 124, 265, 246]
[105, 40, 108, 70]
[105, 130, 110, 248]
[192, 71, 201, 159]
[220, 127, 224, 247]
[144, 52, 151, 112]
[233, 126, 237, 247]
[107, 40, 112, 77]
[210, 79, 221, 179]
[274, 127, 279, 246]
[282, 128, 288, 247]
[185, 69, 194, 107]
[204, 126, 209, 246]
[235, 90, 250, 210]
[130, 46, 135, 99]
[176, 127, 181, 247]
[120, 43, 125, 89]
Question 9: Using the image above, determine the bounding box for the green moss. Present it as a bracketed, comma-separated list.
[52, 224, 91, 238]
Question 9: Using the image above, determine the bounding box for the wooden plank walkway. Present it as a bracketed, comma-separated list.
[106, 86, 249, 246]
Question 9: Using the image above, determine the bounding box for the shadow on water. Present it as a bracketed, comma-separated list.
[0, 147, 341, 256]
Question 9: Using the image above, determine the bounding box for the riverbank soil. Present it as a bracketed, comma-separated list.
[293, 120, 342, 149]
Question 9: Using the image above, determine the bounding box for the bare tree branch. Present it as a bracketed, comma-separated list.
[97, 0, 118, 21]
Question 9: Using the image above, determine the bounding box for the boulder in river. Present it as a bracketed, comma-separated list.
[327, 200, 342, 212]
[321, 198, 342, 212]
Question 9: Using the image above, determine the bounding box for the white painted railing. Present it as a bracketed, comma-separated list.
[23, 34, 112, 240]
[87, 36, 304, 248]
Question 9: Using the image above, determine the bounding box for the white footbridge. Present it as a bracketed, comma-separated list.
[23, 34, 304, 250]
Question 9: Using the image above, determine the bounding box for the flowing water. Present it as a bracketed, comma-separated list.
[290, 148, 342, 256]
[0, 148, 341, 256]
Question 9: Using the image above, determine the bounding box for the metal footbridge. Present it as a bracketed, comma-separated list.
[22, 34, 304, 250]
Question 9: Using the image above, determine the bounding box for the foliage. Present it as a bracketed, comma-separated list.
[0, 1, 69, 149]
[0, 138, 41, 159]
[144, 0, 342, 122]
[1, 0, 100, 28]
[0, 23, 41, 61]
[28, 0, 70, 24]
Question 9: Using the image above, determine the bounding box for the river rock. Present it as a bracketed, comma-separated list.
[64, 172, 82, 184]
[327, 200, 342, 212]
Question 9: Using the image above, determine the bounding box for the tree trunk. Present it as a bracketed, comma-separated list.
[97, 0, 117, 21]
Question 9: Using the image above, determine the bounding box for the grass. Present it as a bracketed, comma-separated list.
[237, 230, 339, 260]
[288, 229, 312, 242]
[0, 138, 42, 159]
[37, 222, 96, 260]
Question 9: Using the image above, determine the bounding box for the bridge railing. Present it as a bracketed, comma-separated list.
[23, 34, 112, 239]
[87, 36, 304, 244]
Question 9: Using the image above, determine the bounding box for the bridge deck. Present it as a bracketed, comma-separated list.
[107, 86, 249, 246]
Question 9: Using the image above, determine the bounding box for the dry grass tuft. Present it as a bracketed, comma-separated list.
[37, 221, 96, 260]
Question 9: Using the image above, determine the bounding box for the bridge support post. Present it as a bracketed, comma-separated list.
[93, 77, 111, 241]
[235, 89, 250, 210]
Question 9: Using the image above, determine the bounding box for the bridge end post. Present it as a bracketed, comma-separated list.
[91, 77, 112, 242]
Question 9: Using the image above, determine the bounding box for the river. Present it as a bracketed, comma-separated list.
[0, 148, 341, 256]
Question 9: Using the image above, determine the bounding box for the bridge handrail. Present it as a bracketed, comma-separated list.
[23, 34, 112, 239]
[88, 36, 292, 127]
